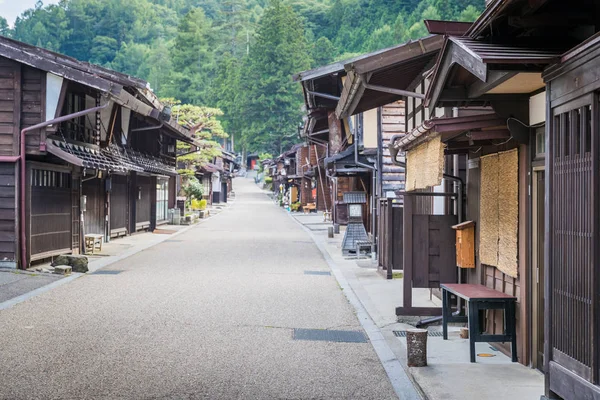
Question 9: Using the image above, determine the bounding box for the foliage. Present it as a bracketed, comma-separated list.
[290, 202, 302, 212]
[191, 198, 208, 210]
[257, 152, 273, 172]
[238, 0, 311, 154]
[169, 102, 227, 172]
[265, 176, 273, 184]
[182, 176, 204, 201]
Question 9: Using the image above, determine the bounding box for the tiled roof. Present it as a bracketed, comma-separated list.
[343, 192, 367, 204]
[46, 138, 177, 176]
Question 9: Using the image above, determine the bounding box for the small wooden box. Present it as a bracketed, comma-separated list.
[452, 221, 475, 269]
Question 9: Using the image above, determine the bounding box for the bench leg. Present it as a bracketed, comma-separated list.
[442, 289, 450, 340]
[506, 301, 518, 362]
[468, 301, 478, 363]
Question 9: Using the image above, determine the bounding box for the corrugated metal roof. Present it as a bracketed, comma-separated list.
[343, 192, 367, 204]
[450, 37, 565, 64]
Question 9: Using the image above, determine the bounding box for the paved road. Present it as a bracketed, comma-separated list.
[0, 178, 397, 399]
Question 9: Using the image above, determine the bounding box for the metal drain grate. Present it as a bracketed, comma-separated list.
[293, 329, 368, 343]
[304, 270, 331, 276]
[393, 331, 445, 338]
[92, 270, 123, 275]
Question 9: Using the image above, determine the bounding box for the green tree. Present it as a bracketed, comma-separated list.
[458, 5, 481, 22]
[365, 25, 396, 52]
[163, 8, 215, 105]
[311, 36, 336, 67]
[168, 100, 228, 173]
[0, 17, 10, 37]
[239, 0, 311, 154]
[90, 36, 118, 65]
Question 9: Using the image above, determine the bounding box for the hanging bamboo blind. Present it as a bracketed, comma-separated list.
[479, 149, 519, 278]
[405, 135, 444, 191]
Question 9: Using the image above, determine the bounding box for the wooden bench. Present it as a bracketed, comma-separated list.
[302, 203, 317, 214]
[84, 234, 103, 254]
[441, 283, 517, 363]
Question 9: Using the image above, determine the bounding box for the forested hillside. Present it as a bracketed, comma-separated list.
[0, 0, 484, 154]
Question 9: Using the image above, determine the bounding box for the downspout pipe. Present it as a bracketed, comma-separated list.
[19, 102, 109, 269]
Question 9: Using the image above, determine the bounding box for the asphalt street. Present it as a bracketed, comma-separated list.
[0, 177, 397, 399]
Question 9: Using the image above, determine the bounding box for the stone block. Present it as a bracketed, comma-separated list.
[53, 265, 72, 276]
[406, 328, 428, 367]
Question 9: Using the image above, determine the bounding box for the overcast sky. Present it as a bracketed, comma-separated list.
[0, 0, 60, 26]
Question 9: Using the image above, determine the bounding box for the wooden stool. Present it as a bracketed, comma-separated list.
[84, 234, 103, 254]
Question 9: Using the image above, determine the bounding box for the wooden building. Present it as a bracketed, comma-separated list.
[383, 1, 600, 398]
[0, 36, 196, 268]
[331, 35, 446, 267]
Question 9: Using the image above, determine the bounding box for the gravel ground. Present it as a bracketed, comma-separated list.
[0, 269, 63, 303]
[0, 178, 397, 400]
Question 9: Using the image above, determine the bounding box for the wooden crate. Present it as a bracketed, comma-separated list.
[452, 221, 475, 268]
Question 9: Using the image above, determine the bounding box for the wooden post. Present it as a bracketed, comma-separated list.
[406, 328, 428, 367]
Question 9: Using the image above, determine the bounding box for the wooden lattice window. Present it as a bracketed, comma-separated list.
[550, 98, 595, 381]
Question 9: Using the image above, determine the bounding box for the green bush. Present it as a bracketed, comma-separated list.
[265, 176, 273, 184]
[183, 177, 203, 201]
[191, 199, 207, 210]
[290, 202, 302, 212]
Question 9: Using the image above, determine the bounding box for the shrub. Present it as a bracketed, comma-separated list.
[265, 176, 273, 184]
[191, 199, 207, 210]
[290, 202, 302, 212]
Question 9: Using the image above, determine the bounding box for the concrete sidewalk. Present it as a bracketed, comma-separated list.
[290, 210, 544, 400]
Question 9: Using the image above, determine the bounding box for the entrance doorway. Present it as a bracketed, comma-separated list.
[532, 168, 545, 371]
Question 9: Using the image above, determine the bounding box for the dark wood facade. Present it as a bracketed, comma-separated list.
[0, 36, 193, 269]
[110, 174, 129, 237]
[542, 33, 600, 399]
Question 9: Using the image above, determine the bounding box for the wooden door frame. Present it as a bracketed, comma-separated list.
[531, 165, 545, 371]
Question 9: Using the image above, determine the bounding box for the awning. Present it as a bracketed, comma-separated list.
[336, 35, 444, 118]
[392, 113, 507, 152]
[46, 137, 178, 176]
[198, 163, 223, 174]
[325, 146, 370, 167]
[426, 36, 568, 110]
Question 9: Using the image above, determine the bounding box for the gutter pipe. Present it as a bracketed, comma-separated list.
[17, 102, 109, 269]
[130, 123, 164, 132]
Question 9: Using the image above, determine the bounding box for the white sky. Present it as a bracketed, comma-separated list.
[0, 0, 60, 26]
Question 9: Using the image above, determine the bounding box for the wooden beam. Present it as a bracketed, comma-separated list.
[363, 83, 425, 99]
[467, 71, 518, 99]
[467, 130, 511, 141]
